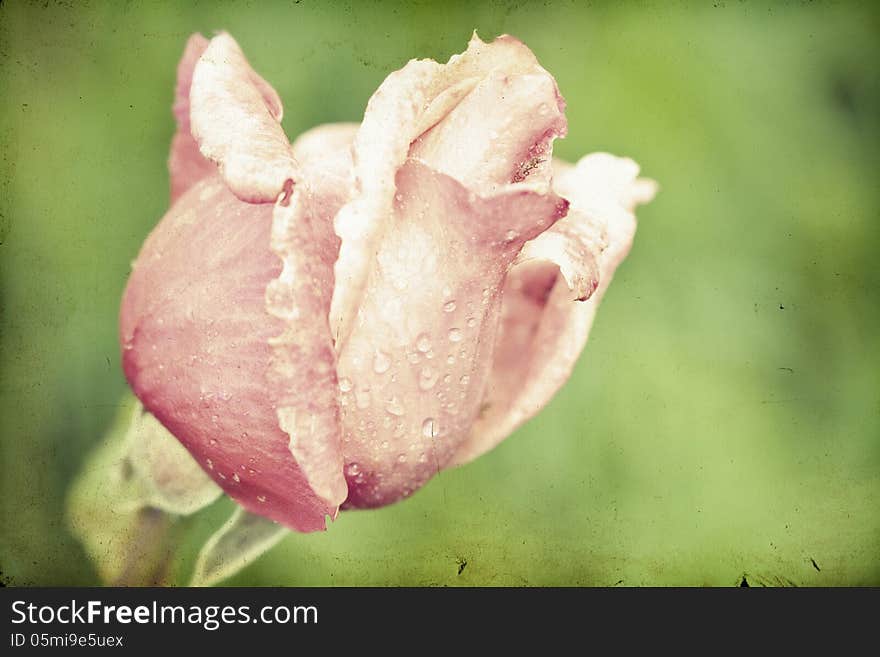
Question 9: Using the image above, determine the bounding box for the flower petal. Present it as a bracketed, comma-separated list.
[451, 153, 657, 466]
[337, 159, 568, 508]
[168, 34, 215, 203]
[121, 175, 342, 531]
[266, 185, 350, 515]
[330, 32, 563, 348]
[409, 70, 565, 192]
[189, 33, 296, 203]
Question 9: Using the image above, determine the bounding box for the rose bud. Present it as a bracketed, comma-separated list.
[120, 32, 656, 533]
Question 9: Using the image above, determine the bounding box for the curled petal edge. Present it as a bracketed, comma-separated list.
[451, 153, 657, 466]
[190, 32, 296, 203]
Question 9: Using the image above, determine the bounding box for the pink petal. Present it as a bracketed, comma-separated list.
[337, 159, 568, 508]
[264, 123, 357, 508]
[330, 32, 564, 348]
[409, 70, 565, 191]
[168, 34, 216, 203]
[120, 174, 345, 531]
[451, 154, 657, 466]
[290, 122, 358, 216]
[189, 33, 296, 203]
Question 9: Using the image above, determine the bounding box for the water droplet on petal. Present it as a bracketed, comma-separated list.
[505, 229, 519, 241]
[356, 388, 371, 409]
[466, 317, 477, 328]
[385, 397, 405, 416]
[460, 374, 470, 385]
[448, 328, 462, 342]
[372, 349, 391, 374]
[397, 453, 407, 463]
[339, 377, 353, 392]
[421, 417, 438, 438]
[416, 333, 431, 352]
[232, 473, 241, 483]
[419, 366, 439, 390]
[443, 300, 456, 313]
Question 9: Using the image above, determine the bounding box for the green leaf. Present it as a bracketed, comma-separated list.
[190, 507, 288, 587]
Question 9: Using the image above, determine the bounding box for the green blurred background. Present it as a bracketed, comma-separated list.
[1, 0, 878, 586]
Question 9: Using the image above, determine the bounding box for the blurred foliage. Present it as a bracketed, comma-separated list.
[1, 0, 878, 586]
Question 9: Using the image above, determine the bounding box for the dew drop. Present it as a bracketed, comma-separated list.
[421, 417, 438, 438]
[338, 377, 353, 392]
[355, 388, 371, 409]
[448, 328, 462, 343]
[372, 349, 391, 374]
[460, 374, 470, 386]
[504, 229, 519, 241]
[232, 473, 241, 483]
[385, 397, 405, 416]
[443, 300, 457, 313]
[446, 354, 455, 365]
[443, 374, 452, 384]
[416, 333, 431, 352]
[206, 458, 214, 470]
[397, 453, 407, 463]
[419, 366, 439, 390]
[257, 495, 267, 503]
[346, 463, 361, 476]
[466, 316, 477, 328]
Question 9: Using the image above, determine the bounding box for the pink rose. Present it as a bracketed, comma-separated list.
[120, 32, 656, 532]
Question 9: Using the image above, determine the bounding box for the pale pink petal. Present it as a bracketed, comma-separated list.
[451, 153, 657, 466]
[120, 175, 343, 531]
[330, 32, 564, 348]
[168, 34, 216, 203]
[189, 33, 296, 203]
[337, 159, 568, 508]
[410, 70, 565, 192]
[290, 123, 358, 223]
